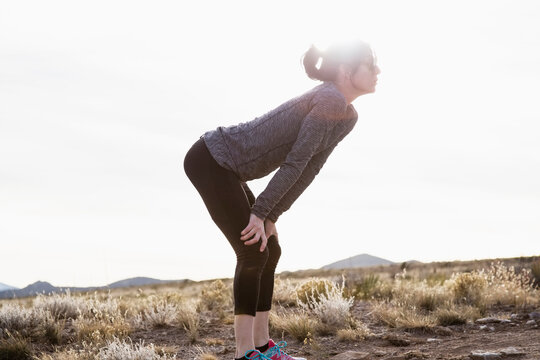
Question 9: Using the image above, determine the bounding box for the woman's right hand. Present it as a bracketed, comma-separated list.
[240, 213, 268, 252]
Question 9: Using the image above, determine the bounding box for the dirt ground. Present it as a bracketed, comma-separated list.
[126, 301, 540, 360]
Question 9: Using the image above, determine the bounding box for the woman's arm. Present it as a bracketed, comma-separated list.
[241, 92, 348, 247]
[249, 110, 330, 220]
[266, 142, 337, 223]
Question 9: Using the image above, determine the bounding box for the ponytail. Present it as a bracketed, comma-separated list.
[302, 45, 323, 81]
[301, 40, 373, 82]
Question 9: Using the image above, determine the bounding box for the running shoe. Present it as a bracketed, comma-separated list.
[262, 339, 307, 360]
[245, 349, 272, 359]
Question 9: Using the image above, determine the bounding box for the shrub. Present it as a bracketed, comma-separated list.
[78, 292, 128, 324]
[336, 320, 371, 342]
[34, 290, 85, 320]
[532, 260, 540, 286]
[298, 279, 353, 333]
[425, 272, 449, 287]
[131, 293, 184, 330]
[35, 341, 98, 360]
[72, 293, 131, 343]
[435, 305, 479, 326]
[371, 302, 436, 329]
[97, 336, 177, 359]
[352, 274, 380, 300]
[272, 278, 298, 307]
[484, 261, 538, 307]
[197, 354, 217, 360]
[198, 280, 232, 318]
[177, 299, 200, 343]
[193, 346, 218, 360]
[41, 318, 65, 345]
[142, 299, 178, 328]
[0, 304, 53, 341]
[269, 310, 317, 342]
[295, 278, 335, 305]
[390, 276, 450, 313]
[414, 285, 450, 312]
[73, 316, 131, 344]
[448, 271, 488, 306]
[0, 333, 33, 360]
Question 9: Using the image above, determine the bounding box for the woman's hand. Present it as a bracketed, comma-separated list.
[264, 219, 278, 241]
[240, 213, 267, 252]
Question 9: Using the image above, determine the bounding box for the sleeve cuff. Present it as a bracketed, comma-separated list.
[266, 212, 279, 223]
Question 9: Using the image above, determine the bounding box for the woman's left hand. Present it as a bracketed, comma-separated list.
[240, 213, 267, 252]
[264, 219, 278, 240]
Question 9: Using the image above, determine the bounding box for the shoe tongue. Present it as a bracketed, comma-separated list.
[268, 339, 277, 348]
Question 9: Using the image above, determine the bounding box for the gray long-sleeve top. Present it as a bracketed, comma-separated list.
[202, 81, 358, 222]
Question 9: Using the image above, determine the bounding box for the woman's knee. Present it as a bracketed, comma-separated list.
[266, 235, 282, 267]
[237, 244, 270, 271]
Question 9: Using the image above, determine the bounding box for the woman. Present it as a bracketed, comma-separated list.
[184, 40, 380, 360]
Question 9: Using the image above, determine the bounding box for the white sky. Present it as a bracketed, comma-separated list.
[1, 0, 539, 289]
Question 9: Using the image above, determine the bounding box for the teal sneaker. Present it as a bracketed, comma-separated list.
[262, 339, 306, 360]
[245, 349, 272, 359]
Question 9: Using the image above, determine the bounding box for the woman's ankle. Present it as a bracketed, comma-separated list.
[234, 314, 255, 357]
[235, 350, 256, 360]
[255, 341, 269, 353]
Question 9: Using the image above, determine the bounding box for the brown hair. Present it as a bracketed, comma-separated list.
[302, 40, 374, 81]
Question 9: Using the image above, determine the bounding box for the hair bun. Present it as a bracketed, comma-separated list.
[302, 44, 323, 80]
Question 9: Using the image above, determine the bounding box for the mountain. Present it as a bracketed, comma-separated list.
[106, 277, 183, 288]
[322, 253, 395, 270]
[0, 282, 18, 292]
[0, 281, 74, 299]
[0, 277, 191, 299]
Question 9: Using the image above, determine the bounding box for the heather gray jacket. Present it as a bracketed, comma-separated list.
[202, 81, 358, 222]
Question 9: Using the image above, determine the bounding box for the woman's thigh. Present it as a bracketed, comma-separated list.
[184, 138, 257, 256]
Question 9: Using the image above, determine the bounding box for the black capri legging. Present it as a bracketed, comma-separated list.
[183, 137, 281, 316]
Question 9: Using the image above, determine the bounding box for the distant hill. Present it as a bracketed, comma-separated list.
[0, 281, 97, 299]
[0, 282, 18, 292]
[322, 253, 395, 270]
[0, 277, 191, 299]
[106, 277, 178, 288]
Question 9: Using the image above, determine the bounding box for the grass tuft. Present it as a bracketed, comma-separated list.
[269, 310, 317, 342]
[298, 278, 354, 333]
[0, 333, 33, 360]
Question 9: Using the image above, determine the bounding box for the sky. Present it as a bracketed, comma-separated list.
[1, 0, 539, 289]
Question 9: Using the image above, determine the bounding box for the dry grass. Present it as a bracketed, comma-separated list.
[197, 280, 232, 321]
[434, 305, 481, 326]
[72, 316, 131, 343]
[177, 298, 200, 343]
[1, 256, 539, 359]
[370, 261, 539, 330]
[296, 278, 336, 304]
[0, 333, 33, 360]
[532, 260, 540, 285]
[132, 297, 179, 329]
[97, 336, 178, 359]
[371, 301, 437, 329]
[298, 277, 354, 334]
[0, 303, 56, 341]
[34, 290, 85, 320]
[336, 320, 372, 342]
[269, 309, 318, 342]
[272, 277, 300, 307]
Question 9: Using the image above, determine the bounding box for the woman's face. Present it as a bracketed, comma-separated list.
[351, 59, 380, 94]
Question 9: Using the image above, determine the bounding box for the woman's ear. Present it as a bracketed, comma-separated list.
[336, 64, 352, 84]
